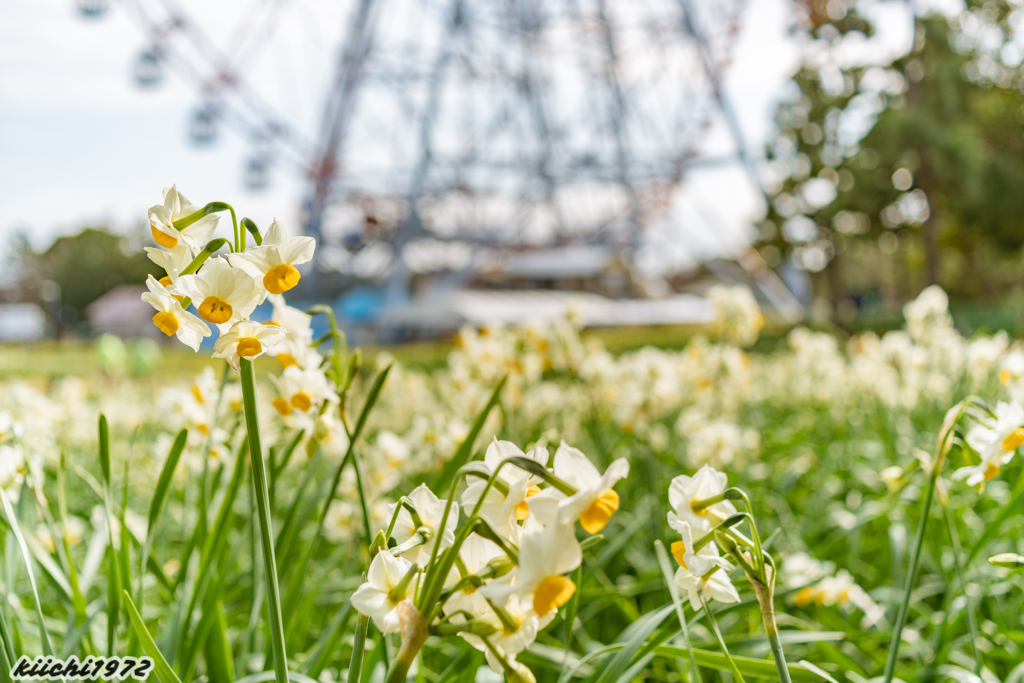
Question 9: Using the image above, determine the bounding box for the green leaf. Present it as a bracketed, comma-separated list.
[0, 490, 62, 675]
[140, 428, 186, 606]
[658, 646, 833, 682]
[204, 600, 235, 683]
[122, 591, 182, 683]
[434, 375, 507, 491]
[180, 437, 249, 656]
[242, 217, 263, 246]
[98, 414, 111, 485]
[304, 602, 353, 679]
[589, 605, 674, 683]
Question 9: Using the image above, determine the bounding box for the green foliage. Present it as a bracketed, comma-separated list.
[25, 227, 158, 321]
[761, 2, 1024, 304]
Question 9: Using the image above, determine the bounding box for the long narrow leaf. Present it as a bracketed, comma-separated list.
[0, 489, 62, 680]
[434, 375, 507, 491]
[96, 414, 121, 655]
[122, 591, 182, 683]
[141, 428, 187, 600]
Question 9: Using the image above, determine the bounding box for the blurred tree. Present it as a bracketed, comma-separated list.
[760, 0, 1024, 311]
[25, 226, 158, 329]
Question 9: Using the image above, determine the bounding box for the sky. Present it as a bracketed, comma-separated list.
[0, 0, 915, 269]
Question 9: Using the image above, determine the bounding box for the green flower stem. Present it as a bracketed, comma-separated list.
[749, 572, 791, 683]
[349, 613, 370, 683]
[239, 358, 290, 683]
[945, 505, 981, 675]
[698, 592, 746, 683]
[882, 454, 940, 683]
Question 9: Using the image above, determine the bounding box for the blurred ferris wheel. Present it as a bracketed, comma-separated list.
[76, 0, 768, 302]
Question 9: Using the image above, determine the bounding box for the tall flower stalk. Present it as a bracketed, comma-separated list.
[240, 357, 290, 683]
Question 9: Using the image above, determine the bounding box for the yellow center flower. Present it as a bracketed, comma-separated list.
[278, 352, 299, 368]
[191, 384, 205, 405]
[152, 311, 179, 336]
[984, 462, 1002, 481]
[159, 276, 184, 302]
[795, 586, 815, 607]
[515, 484, 543, 521]
[237, 337, 263, 358]
[151, 224, 179, 248]
[1002, 428, 1024, 452]
[196, 423, 209, 436]
[1001, 369, 1011, 385]
[263, 264, 301, 294]
[272, 397, 292, 416]
[579, 488, 619, 534]
[198, 296, 233, 324]
[690, 497, 707, 516]
[290, 391, 312, 411]
[670, 540, 688, 569]
[533, 575, 576, 616]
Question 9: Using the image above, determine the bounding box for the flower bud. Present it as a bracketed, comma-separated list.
[989, 553, 1024, 568]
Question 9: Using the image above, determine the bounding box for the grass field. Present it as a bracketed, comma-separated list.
[2, 286, 1024, 683]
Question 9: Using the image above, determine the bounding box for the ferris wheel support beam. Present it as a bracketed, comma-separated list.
[381, 0, 468, 337]
[595, 0, 642, 251]
[515, 0, 568, 240]
[305, 0, 380, 253]
[677, 0, 805, 321]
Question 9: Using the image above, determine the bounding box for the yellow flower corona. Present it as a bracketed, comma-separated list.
[290, 391, 312, 411]
[1002, 428, 1024, 451]
[151, 224, 179, 248]
[263, 264, 301, 294]
[199, 297, 234, 324]
[237, 337, 263, 358]
[152, 311, 179, 336]
[984, 462, 1001, 481]
[277, 352, 299, 368]
[159, 276, 184, 301]
[533, 575, 575, 616]
[671, 540, 688, 569]
[272, 397, 292, 416]
[515, 485, 542, 521]
[191, 384, 205, 404]
[579, 488, 619, 534]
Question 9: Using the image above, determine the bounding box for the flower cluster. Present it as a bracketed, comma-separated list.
[141, 186, 313, 370]
[351, 439, 629, 681]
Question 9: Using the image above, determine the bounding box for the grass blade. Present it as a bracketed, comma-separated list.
[97, 414, 122, 656]
[433, 375, 506, 492]
[0, 489, 63, 682]
[122, 590, 182, 683]
[140, 428, 187, 604]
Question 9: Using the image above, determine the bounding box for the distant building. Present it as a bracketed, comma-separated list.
[87, 285, 156, 339]
[0, 303, 46, 342]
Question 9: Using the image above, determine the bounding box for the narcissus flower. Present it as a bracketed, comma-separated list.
[529, 442, 628, 534]
[141, 275, 210, 351]
[213, 320, 286, 371]
[667, 464, 737, 534]
[459, 594, 552, 675]
[270, 366, 335, 416]
[145, 243, 193, 294]
[953, 400, 1024, 487]
[386, 484, 460, 566]
[148, 185, 218, 252]
[673, 558, 740, 611]
[175, 257, 261, 330]
[351, 551, 419, 634]
[670, 520, 727, 578]
[231, 219, 315, 297]
[461, 439, 548, 537]
[481, 521, 581, 616]
[263, 294, 321, 369]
